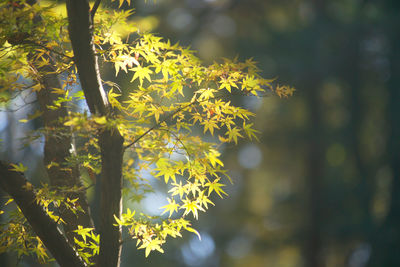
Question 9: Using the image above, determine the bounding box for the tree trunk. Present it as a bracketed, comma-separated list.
[98, 130, 124, 267]
[66, 1, 125, 266]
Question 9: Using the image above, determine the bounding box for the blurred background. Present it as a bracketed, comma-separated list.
[1, 0, 399, 266]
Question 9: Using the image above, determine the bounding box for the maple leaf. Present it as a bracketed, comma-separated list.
[180, 198, 205, 220]
[155, 158, 176, 183]
[138, 238, 164, 257]
[219, 77, 238, 93]
[160, 198, 180, 217]
[202, 119, 220, 135]
[206, 148, 224, 167]
[197, 191, 215, 210]
[130, 65, 153, 86]
[169, 181, 187, 198]
[243, 122, 260, 141]
[205, 179, 228, 198]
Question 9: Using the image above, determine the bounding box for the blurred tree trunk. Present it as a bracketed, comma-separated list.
[303, 2, 327, 266]
[343, 24, 374, 239]
[304, 77, 325, 267]
[369, 3, 400, 265]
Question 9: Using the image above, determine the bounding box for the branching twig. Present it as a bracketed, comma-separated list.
[124, 100, 198, 150]
[123, 89, 262, 150]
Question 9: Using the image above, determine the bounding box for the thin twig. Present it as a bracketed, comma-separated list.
[124, 100, 198, 150]
[91, 0, 101, 19]
[123, 86, 275, 150]
[23, 40, 74, 60]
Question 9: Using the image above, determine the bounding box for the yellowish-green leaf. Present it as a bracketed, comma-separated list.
[225, 127, 243, 144]
[180, 198, 204, 220]
[205, 179, 227, 198]
[9, 163, 28, 173]
[202, 119, 219, 135]
[197, 191, 215, 210]
[183, 224, 201, 241]
[160, 198, 179, 217]
[243, 122, 259, 141]
[19, 110, 43, 123]
[130, 65, 153, 86]
[5, 198, 13, 206]
[93, 116, 107, 125]
[169, 181, 187, 198]
[206, 148, 224, 167]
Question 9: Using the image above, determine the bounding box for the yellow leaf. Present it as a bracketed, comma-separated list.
[130, 65, 153, 86]
[9, 163, 28, 173]
[160, 198, 179, 217]
[5, 198, 13, 206]
[93, 116, 107, 125]
[205, 179, 228, 198]
[31, 83, 42, 92]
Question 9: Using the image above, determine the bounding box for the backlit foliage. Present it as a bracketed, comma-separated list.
[0, 0, 293, 264]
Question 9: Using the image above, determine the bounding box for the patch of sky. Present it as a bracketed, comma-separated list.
[142, 190, 168, 216]
[0, 112, 7, 132]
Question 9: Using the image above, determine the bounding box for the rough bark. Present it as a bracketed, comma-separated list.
[0, 161, 86, 267]
[66, 1, 124, 266]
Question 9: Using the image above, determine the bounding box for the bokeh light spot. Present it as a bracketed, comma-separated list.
[181, 232, 216, 266]
[238, 144, 262, 169]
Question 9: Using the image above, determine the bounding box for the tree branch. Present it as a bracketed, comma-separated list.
[91, 0, 102, 19]
[0, 161, 87, 267]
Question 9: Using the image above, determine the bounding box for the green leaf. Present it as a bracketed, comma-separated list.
[243, 122, 259, 141]
[225, 127, 243, 144]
